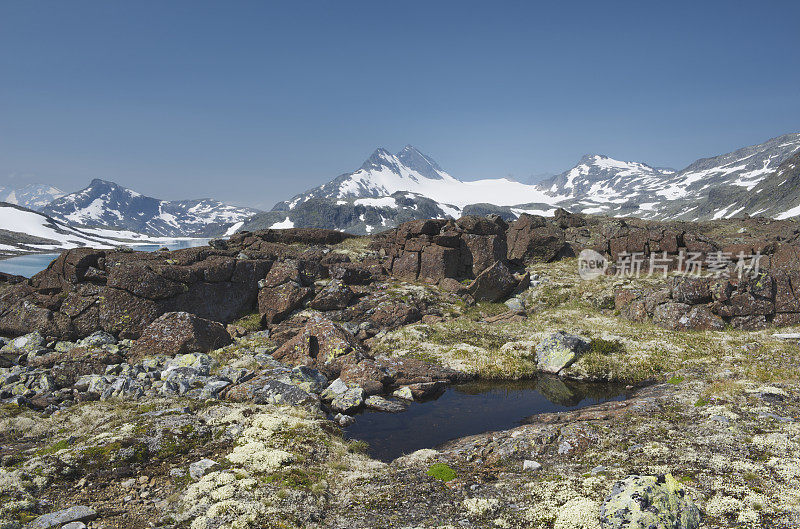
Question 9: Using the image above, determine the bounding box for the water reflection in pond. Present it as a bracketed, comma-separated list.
[345, 377, 632, 462]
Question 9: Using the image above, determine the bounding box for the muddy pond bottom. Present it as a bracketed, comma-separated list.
[345, 377, 632, 462]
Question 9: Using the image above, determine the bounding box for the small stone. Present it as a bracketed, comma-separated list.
[330, 387, 365, 414]
[80, 330, 118, 347]
[320, 378, 349, 401]
[169, 467, 187, 478]
[591, 465, 608, 475]
[505, 297, 525, 312]
[61, 523, 87, 529]
[27, 506, 97, 529]
[334, 413, 355, 426]
[709, 415, 729, 424]
[393, 386, 414, 401]
[522, 459, 542, 471]
[189, 458, 217, 480]
[364, 395, 407, 413]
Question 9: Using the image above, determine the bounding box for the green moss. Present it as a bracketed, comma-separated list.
[427, 321, 514, 351]
[667, 375, 685, 385]
[36, 438, 72, 455]
[590, 338, 624, 355]
[265, 467, 324, 492]
[233, 311, 264, 332]
[426, 462, 456, 482]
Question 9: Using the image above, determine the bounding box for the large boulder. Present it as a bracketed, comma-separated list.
[129, 311, 232, 360]
[272, 314, 367, 378]
[535, 331, 590, 375]
[466, 261, 519, 302]
[506, 214, 571, 263]
[309, 280, 355, 311]
[600, 474, 701, 529]
[258, 282, 313, 324]
[652, 302, 691, 329]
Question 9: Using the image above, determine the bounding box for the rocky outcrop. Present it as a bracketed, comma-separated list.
[616, 266, 800, 330]
[272, 314, 368, 378]
[375, 216, 510, 283]
[0, 247, 271, 340]
[465, 261, 522, 302]
[506, 213, 573, 263]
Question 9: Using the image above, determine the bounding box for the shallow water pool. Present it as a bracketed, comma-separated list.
[345, 377, 631, 462]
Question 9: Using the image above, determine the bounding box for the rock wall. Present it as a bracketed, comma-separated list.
[3, 214, 800, 340]
[0, 247, 271, 340]
[615, 255, 800, 330]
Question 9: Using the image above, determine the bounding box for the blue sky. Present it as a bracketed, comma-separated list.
[1, 0, 798, 209]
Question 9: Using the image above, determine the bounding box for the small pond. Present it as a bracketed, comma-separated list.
[345, 377, 631, 462]
[0, 239, 208, 278]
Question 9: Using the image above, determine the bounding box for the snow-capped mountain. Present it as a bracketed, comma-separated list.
[537, 133, 800, 220]
[653, 133, 800, 220]
[41, 179, 261, 237]
[0, 183, 65, 211]
[538, 155, 674, 216]
[0, 202, 181, 257]
[263, 145, 557, 234]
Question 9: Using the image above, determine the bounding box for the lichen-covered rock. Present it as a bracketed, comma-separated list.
[535, 331, 590, 374]
[600, 474, 701, 529]
[330, 386, 365, 413]
[272, 314, 367, 377]
[27, 506, 97, 529]
[309, 280, 355, 311]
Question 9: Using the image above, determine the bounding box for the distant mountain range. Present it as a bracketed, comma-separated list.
[0, 202, 181, 258]
[543, 132, 800, 220]
[242, 134, 800, 234]
[41, 179, 261, 237]
[3, 133, 800, 253]
[0, 184, 65, 211]
[241, 145, 557, 233]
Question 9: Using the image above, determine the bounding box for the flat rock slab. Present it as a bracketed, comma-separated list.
[28, 506, 97, 529]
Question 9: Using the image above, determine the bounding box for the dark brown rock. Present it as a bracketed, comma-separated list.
[466, 261, 518, 302]
[676, 306, 725, 331]
[258, 282, 313, 324]
[507, 216, 570, 264]
[652, 302, 691, 329]
[670, 276, 711, 305]
[309, 280, 355, 311]
[339, 360, 390, 395]
[272, 314, 367, 378]
[129, 311, 232, 360]
[369, 303, 422, 330]
[392, 252, 420, 281]
[418, 245, 459, 283]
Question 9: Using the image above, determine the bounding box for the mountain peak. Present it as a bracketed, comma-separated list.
[395, 145, 445, 180]
[359, 148, 397, 171]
